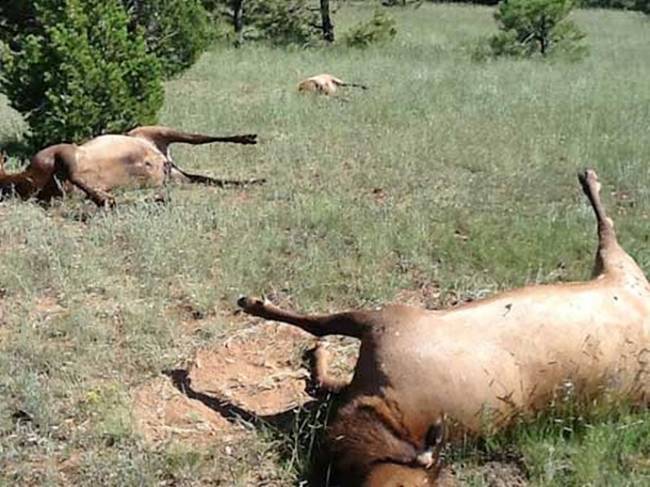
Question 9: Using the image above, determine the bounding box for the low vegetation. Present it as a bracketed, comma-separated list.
[0, 2, 649, 485]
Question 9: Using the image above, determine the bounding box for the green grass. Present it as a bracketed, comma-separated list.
[1, 2, 649, 485]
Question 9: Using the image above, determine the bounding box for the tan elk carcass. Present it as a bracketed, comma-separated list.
[238, 170, 650, 486]
[297, 73, 367, 96]
[0, 126, 262, 207]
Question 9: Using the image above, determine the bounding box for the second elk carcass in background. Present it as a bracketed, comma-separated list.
[0, 126, 262, 207]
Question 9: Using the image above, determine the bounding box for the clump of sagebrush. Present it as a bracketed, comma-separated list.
[0, 0, 163, 151]
[343, 9, 398, 48]
[475, 0, 587, 60]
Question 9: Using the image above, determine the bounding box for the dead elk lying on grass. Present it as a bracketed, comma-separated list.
[297, 73, 368, 96]
[239, 170, 650, 486]
[0, 126, 262, 207]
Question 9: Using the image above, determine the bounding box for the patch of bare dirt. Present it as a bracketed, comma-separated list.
[132, 375, 240, 445]
[30, 294, 65, 322]
[188, 322, 313, 416]
[58, 452, 82, 483]
[132, 310, 357, 447]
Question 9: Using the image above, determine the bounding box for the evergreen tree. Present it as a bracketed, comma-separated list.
[0, 0, 164, 150]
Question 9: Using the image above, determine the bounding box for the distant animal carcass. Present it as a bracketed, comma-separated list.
[0, 126, 262, 206]
[297, 73, 367, 96]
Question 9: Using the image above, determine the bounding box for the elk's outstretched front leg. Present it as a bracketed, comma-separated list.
[169, 165, 266, 187]
[237, 296, 373, 339]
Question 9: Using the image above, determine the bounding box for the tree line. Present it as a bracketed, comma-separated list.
[0, 1, 646, 152]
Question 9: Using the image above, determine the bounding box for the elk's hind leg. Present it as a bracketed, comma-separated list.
[67, 176, 115, 207]
[578, 169, 646, 280]
[53, 147, 115, 207]
[238, 296, 373, 339]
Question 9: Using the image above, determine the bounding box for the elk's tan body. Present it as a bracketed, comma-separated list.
[239, 170, 650, 486]
[297, 73, 368, 96]
[0, 126, 260, 206]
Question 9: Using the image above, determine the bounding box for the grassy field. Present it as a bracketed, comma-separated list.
[1, 2, 650, 485]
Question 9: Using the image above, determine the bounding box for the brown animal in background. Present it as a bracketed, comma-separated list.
[297, 73, 368, 96]
[0, 126, 261, 207]
[238, 170, 650, 486]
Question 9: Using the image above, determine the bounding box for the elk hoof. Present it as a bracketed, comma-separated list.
[244, 134, 258, 145]
[578, 169, 601, 195]
[579, 168, 598, 183]
[237, 295, 264, 311]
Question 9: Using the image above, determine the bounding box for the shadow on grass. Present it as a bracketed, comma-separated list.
[163, 367, 337, 486]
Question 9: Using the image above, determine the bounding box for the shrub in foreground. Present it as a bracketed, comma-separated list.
[0, 0, 163, 150]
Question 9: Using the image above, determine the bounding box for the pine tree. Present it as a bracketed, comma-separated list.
[0, 0, 164, 150]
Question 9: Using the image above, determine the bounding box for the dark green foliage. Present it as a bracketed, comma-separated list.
[0, 4, 38, 49]
[123, 0, 212, 78]
[579, 0, 649, 11]
[203, 1, 246, 45]
[1, 1, 212, 80]
[381, 0, 424, 6]
[486, 0, 587, 59]
[417, 0, 499, 4]
[343, 9, 398, 48]
[247, 0, 321, 46]
[0, 0, 164, 150]
[425, 0, 649, 11]
[207, 0, 337, 47]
